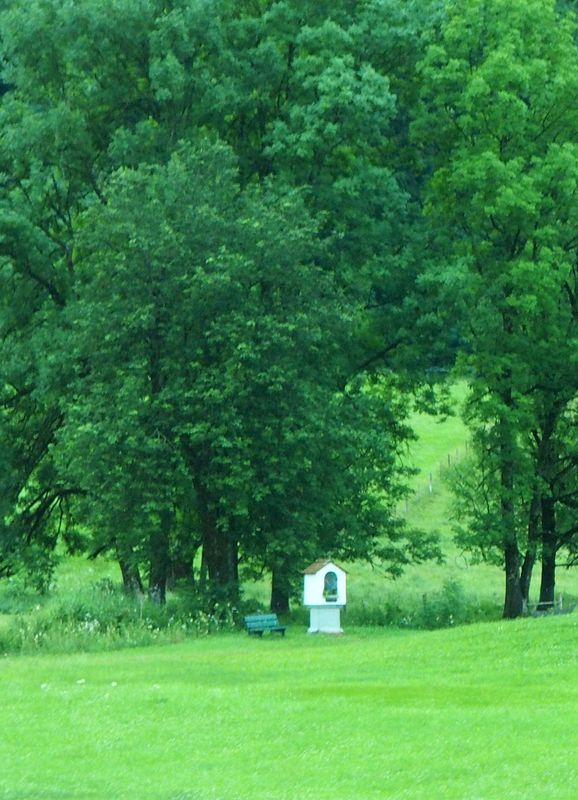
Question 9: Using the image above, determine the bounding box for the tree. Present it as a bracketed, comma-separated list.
[524, 304, 578, 610]
[0, 0, 166, 582]
[57, 139, 430, 604]
[0, 0, 443, 600]
[0, 0, 229, 584]
[416, 0, 578, 616]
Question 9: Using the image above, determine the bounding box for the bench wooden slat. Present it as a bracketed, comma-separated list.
[244, 613, 286, 636]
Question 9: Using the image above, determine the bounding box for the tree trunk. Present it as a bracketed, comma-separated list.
[499, 397, 524, 619]
[148, 511, 172, 604]
[195, 478, 239, 600]
[168, 553, 195, 589]
[503, 543, 524, 618]
[199, 545, 208, 591]
[538, 496, 556, 611]
[520, 491, 540, 612]
[117, 550, 144, 596]
[202, 516, 238, 588]
[270, 567, 291, 614]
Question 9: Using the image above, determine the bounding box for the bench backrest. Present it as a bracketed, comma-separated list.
[244, 613, 280, 629]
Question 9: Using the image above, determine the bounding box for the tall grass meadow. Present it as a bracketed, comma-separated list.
[0, 579, 239, 655]
[345, 578, 500, 628]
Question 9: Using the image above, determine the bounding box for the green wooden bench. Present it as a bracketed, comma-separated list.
[244, 613, 286, 637]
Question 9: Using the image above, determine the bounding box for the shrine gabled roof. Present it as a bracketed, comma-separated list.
[302, 559, 348, 575]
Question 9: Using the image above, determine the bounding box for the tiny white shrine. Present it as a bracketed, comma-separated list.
[303, 559, 347, 634]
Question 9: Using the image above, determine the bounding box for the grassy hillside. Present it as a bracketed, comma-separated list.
[345, 385, 575, 620]
[241, 386, 510, 621]
[0, 617, 576, 799]
[370, 387, 506, 618]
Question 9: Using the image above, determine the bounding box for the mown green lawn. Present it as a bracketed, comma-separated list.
[1, 616, 576, 800]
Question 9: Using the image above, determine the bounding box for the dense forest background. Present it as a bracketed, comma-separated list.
[2, 0, 578, 620]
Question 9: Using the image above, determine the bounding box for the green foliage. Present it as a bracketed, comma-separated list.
[414, 0, 578, 615]
[0, 580, 239, 655]
[56, 138, 425, 598]
[348, 578, 500, 629]
[2, 0, 578, 619]
[0, 574, 42, 614]
[0, 0, 437, 602]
